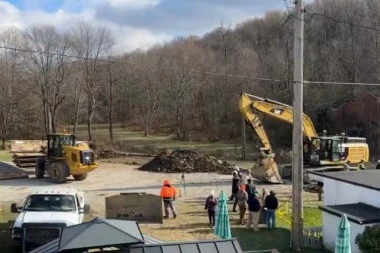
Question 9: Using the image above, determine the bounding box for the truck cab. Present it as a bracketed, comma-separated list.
[10, 187, 90, 252]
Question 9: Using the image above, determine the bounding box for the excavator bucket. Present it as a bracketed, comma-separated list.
[251, 157, 283, 184]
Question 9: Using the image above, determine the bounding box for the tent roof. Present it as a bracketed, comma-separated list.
[129, 238, 243, 253]
[29, 217, 144, 253]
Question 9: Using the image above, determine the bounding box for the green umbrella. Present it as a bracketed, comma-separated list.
[335, 214, 351, 253]
[214, 191, 231, 239]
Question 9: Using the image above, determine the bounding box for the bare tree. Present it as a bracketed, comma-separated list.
[69, 21, 114, 141]
[24, 25, 70, 134]
[0, 28, 24, 148]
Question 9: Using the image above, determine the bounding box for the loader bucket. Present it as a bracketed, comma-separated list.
[251, 157, 283, 184]
[105, 192, 163, 224]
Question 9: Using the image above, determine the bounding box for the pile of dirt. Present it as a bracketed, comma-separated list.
[139, 148, 234, 174]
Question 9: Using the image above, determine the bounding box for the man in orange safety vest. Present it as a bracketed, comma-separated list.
[160, 179, 177, 219]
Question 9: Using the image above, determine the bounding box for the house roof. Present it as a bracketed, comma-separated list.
[319, 202, 380, 225]
[308, 170, 380, 191]
[129, 238, 244, 253]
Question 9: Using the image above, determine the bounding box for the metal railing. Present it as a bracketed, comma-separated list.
[244, 250, 280, 253]
[303, 226, 323, 248]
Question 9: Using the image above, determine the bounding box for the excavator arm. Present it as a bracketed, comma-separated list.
[240, 92, 318, 143]
[239, 92, 319, 184]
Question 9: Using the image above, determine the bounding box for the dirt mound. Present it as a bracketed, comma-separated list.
[139, 148, 234, 174]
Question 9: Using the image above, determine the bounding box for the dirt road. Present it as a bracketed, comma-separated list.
[0, 160, 310, 216]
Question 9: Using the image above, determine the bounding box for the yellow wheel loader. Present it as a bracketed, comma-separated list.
[35, 133, 98, 183]
[239, 92, 369, 184]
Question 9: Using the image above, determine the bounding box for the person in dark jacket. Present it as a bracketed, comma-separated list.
[205, 189, 217, 227]
[264, 190, 278, 228]
[246, 193, 261, 231]
[230, 171, 240, 211]
[245, 178, 255, 199]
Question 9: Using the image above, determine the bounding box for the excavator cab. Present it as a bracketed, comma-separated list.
[47, 134, 76, 158]
[308, 137, 342, 166]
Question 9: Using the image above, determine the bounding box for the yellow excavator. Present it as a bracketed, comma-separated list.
[239, 92, 369, 184]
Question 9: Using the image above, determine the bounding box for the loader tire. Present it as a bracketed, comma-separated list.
[35, 157, 45, 179]
[73, 174, 88, 181]
[47, 162, 68, 184]
[282, 166, 292, 179]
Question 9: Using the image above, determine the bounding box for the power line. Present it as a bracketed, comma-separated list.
[284, 9, 380, 32]
[3, 45, 380, 87]
[304, 80, 380, 86]
[0, 45, 286, 83]
[307, 11, 380, 32]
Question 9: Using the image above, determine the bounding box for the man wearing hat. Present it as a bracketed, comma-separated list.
[160, 179, 177, 219]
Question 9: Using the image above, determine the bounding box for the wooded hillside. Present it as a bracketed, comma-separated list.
[1, 0, 380, 154]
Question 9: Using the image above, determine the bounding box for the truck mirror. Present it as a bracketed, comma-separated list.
[11, 203, 21, 213]
[82, 204, 90, 214]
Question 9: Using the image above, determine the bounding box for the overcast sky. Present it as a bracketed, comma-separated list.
[1, 0, 293, 52]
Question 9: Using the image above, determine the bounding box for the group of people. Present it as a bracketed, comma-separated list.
[229, 167, 279, 231]
[159, 169, 279, 232]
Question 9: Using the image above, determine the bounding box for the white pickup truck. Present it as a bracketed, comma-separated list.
[10, 187, 90, 252]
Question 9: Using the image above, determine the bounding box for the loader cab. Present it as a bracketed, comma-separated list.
[47, 134, 76, 158]
[309, 137, 342, 166]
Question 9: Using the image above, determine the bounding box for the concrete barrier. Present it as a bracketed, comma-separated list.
[105, 192, 163, 224]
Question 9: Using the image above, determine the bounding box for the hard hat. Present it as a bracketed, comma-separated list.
[163, 180, 170, 185]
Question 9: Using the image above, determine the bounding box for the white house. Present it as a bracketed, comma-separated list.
[308, 170, 380, 253]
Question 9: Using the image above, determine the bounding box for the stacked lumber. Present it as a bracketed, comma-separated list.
[10, 140, 47, 168]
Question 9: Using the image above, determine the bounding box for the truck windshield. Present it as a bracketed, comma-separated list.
[24, 195, 76, 212]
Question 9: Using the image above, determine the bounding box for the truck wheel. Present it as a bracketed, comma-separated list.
[47, 162, 68, 183]
[35, 157, 45, 179]
[282, 166, 292, 179]
[73, 174, 88, 181]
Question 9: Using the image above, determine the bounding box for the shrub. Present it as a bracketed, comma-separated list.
[355, 225, 380, 253]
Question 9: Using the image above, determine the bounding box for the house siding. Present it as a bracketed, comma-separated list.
[322, 177, 380, 252]
[323, 178, 380, 207]
[322, 212, 365, 253]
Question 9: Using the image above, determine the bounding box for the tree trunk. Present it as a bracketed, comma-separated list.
[176, 100, 181, 139]
[72, 85, 82, 135]
[2, 138, 5, 150]
[87, 94, 96, 141]
[109, 80, 114, 145]
[43, 102, 49, 135]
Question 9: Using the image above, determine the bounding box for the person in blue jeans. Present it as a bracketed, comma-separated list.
[264, 190, 278, 228]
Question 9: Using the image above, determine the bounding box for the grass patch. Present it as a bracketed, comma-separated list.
[0, 203, 17, 253]
[0, 151, 12, 162]
[140, 199, 327, 253]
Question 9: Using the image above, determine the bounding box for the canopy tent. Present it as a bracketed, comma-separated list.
[29, 217, 144, 253]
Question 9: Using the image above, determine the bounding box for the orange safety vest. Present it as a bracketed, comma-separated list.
[160, 185, 176, 201]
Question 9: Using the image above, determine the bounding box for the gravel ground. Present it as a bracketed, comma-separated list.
[0, 159, 318, 217]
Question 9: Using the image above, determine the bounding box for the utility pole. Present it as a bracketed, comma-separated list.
[242, 117, 246, 160]
[292, 0, 304, 250]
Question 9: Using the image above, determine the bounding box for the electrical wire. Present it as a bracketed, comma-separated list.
[284, 9, 380, 32]
[0, 45, 286, 83]
[304, 80, 380, 86]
